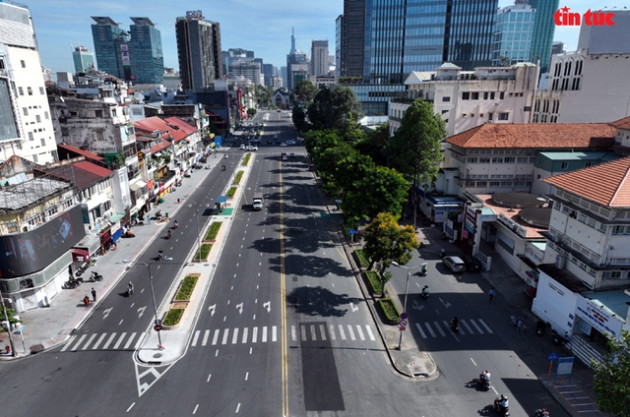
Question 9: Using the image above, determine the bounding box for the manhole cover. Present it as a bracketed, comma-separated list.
[153, 352, 163, 359]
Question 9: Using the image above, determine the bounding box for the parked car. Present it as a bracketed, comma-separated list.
[280, 142, 288, 147]
[462, 255, 482, 272]
[443, 256, 466, 273]
[281, 152, 288, 161]
[240, 144, 246, 150]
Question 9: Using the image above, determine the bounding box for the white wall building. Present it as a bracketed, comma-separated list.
[0, 1, 57, 164]
[532, 10, 630, 124]
[391, 62, 539, 137]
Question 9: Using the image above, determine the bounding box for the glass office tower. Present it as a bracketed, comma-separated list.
[529, 0, 559, 74]
[91, 16, 129, 79]
[129, 17, 164, 84]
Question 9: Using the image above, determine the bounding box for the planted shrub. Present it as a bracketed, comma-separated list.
[163, 308, 184, 326]
[354, 249, 370, 268]
[175, 274, 199, 300]
[233, 171, 244, 185]
[378, 298, 401, 324]
[199, 243, 212, 260]
[204, 222, 222, 241]
[242, 154, 251, 165]
[227, 186, 237, 197]
[365, 270, 383, 294]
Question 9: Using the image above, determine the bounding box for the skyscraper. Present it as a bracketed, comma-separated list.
[72, 45, 95, 73]
[339, 0, 498, 115]
[528, 0, 559, 74]
[0, 0, 57, 164]
[286, 28, 308, 90]
[129, 17, 164, 84]
[493, 1, 535, 66]
[91, 16, 130, 79]
[310, 40, 329, 76]
[176, 10, 224, 92]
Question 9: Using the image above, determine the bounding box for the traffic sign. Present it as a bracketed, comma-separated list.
[154, 324, 162, 332]
[548, 353, 559, 361]
[399, 325, 406, 331]
[401, 312, 408, 319]
[400, 320, 408, 327]
[348, 229, 357, 235]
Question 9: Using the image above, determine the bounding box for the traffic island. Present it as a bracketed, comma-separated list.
[161, 273, 200, 329]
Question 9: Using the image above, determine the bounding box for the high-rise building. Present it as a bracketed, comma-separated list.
[286, 28, 308, 90]
[339, 0, 498, 115]
[129, 17, 164, 84]
[229, 58, 262, 85]
[310, 40, 329, 76]
[91, 16, 130, 79]
[176, 10, 223, 92]
[72, 45, 95, 73]
[222, 48, 254, 75]
[0, 1, 57, 164]
[493, 2, 535, 66]
[528, 0, 559, 74]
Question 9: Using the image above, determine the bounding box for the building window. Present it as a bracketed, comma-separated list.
[44, 111, 49, 119]
[18, 86, 24, 96]
[28, 132, 34, 141]
[27, 87, 33, 96]
[471, 92, 479, 100]
[23, 107, 28, 116]
[483, 92, 488, 100]
[36, 114, 41, 123]
[499, 92, 505, 100]
[498, 112, 509, 121]
[442, 96, 450, 102]
[488, 113, 493, 121]
[490, 92, 495, 100]
[40, 138, 46, 146]
[20, 60, 25, 68]
[462, 92, 470, 100]
[561, 161, 568, 169]
[46, 205, 58, 217]
[39, 86, 45, 95]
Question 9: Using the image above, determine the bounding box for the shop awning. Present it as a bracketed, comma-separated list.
[130, 180, 147, 192]
[110, 212, 125, 223]
[72, 248, 90, 263]
[216, 196, 228, 203]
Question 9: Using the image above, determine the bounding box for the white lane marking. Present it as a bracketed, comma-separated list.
[113, 332, 126, 349]
[448, 320, 465, 335]
[329, 325, 337, 340]
[356, 325, 366, 341]
[221, 329, 230, 345]
[245, 372, 249, 381]
[461, 320, 473, 334]
[319, 324, 327, 341]
[123, 332, 137, 349]
[207, 373, 212, 383]
[134, 335, 143, 349]
[126, 403, 135, 412]
[91, 333, 107, 350]
[291, 325, 297, 342]
[415, 322, 427, 338]
[478, 318, 493, 334]
[425, 323, 436, 338]
[470, 319, 484, 334]
[102, 333, 117, 349]
[70, 334, 87, 351]
[310, 324, 316, 340]
[192, 330, 200, 347]
[470, 357, 478, 367]
[261, 326, 267, 343]
[232, 328, 239, 344]
[301, 325, 307, 341]
[338, 324, 346, 340]
[434, 321, 447, 337]
[192, 403, 199, 415]
[242, 327, 249, 343]
[212, 329, 220, 345]
[82, 334, 97, 350]
[347, 325, 356, 341]
[272, 325, 277, 342]
[235, 403, 241, 413]
[366, 325, 376, 341]
[252, 326, 258, 343]
[203, 330, 211, 346]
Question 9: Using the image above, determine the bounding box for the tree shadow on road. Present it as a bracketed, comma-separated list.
[286, 286, 362, 317]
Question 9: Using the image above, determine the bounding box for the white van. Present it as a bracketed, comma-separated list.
[443, 256, 466, 273]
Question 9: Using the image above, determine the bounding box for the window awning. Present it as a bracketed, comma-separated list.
[110, 212, 125, 223]
[72, 248, 90, 263]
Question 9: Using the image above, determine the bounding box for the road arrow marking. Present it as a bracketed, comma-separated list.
[350, 303, 358, 312]
[439, 297, 451, 309]
[263, 301, 271, 313]
[137, 306, 146, 319]
[208, 304, 216, 316]
[236, 302, 243, 314]
[103, 307, 113, 319]
[411, 300, 424, 311]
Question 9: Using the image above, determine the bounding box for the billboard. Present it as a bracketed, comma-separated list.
[0, 205, 85, 278]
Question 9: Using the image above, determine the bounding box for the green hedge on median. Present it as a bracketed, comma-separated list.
[242, 154, 251, 166]
[378, 298, 401, 324]
[204, 222, 222, 241]
[364, 270, 383, 294]
[227, 186, 237, 197]
[233, 170, 244, 185]
[354, 249, 370, 268]
[175, 275, 199, 300]
[163, 308, 184, 326]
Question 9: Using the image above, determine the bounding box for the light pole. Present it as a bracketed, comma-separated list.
[1, 296, 16, 357]
[137, 262, 164, 350]
[392, 261, 420, 351]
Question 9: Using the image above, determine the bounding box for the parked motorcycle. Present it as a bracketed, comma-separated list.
[90, 271, 103, 282]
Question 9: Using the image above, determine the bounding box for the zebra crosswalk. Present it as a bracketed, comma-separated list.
[60, 331, 144, 352]
[414, 317, 493, 339]
[191, 325, 279, 347]
[290, 323, 377, 343]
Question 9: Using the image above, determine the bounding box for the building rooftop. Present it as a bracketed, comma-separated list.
[581, 289, 630, 323]
[0, 178, 70, 212]
[446, 123, 616, 149]
[478, 194, 548, 239]
[545, 156, 630, 208]
[538, 151, 617, 161]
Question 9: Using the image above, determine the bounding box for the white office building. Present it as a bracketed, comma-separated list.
[0, 1, 57, 164]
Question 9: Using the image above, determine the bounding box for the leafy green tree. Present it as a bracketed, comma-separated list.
[293, 80, 318, 108]
[255, 85, 274, 108]
[593, 329, 630, 417]
[342, 166, 409, 224]
[247, 108, 257, 118]
[355, 123, 390, 166]
[292, 106, 306, 132]
[363, 212, 420, 289]
[387, 98, 446, 228]
[307, 85, 362, 131]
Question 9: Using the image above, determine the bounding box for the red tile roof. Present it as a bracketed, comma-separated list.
[544, 157, 630, 207]
[165, 117, 197, 137]
[58, 143, 105, 161]
[446, 123, 616, 149]
[42, 161, 112, 189]
[610, 116, 630, 130]
[150, 140, 172, 154]
[73, 161, 114, 178]
[133, 116, 189, 143]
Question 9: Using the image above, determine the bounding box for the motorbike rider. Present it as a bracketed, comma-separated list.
[421, 285, 430, 298]
[167, 230, 172, 239]
[158, 250, 164, 261]
[481, 369, 491, 383]
[174, 220, 178, 229]
[451, 316, 459, 331]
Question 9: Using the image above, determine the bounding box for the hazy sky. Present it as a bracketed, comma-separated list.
[19, 0, 628, 75]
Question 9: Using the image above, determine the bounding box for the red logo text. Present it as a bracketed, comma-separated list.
[554, 7, 615, 26]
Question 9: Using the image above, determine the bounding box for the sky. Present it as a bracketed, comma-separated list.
[18, 0, 630, 76]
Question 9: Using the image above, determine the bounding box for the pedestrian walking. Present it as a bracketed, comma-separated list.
[91, 288, 97, 302]
[128, 281, 134, 296]
[488, 287, 495, 302]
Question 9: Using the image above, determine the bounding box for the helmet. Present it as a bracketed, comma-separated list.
[485, 369, 489, 373]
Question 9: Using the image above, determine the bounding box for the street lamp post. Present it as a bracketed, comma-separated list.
[138, 263, 164, 350]
[1, 297, 16, 357]
[392, 261, 419, 351]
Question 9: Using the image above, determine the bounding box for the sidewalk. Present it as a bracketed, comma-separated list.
[1, 150, 228, 359]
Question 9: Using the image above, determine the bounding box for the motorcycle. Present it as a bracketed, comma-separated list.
[221, 164, 226, 171]
[166, 230, 172, 240]
[420, 285, 430, 300]
[90, 271, 103, 282]
[494, 395, 510, 416]
[478, 373, 491, 391]
[450, 317, 459, 333]
[534, 409, 550, 417]
[419, 262, 428, 276]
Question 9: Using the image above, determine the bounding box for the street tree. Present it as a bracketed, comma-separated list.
[293, 80, 318, 108]
[254, 85, 274, 108]
[387, 98, 446, 228]
[247, 107, 257, 118]
[363, 212, 419, 288]
[342, 166, 409, 226]
[308, 85, 362, 131]
[355, 123, 390, 166]
[593, 329, 630, 417]
[292, 106, 307, 133]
